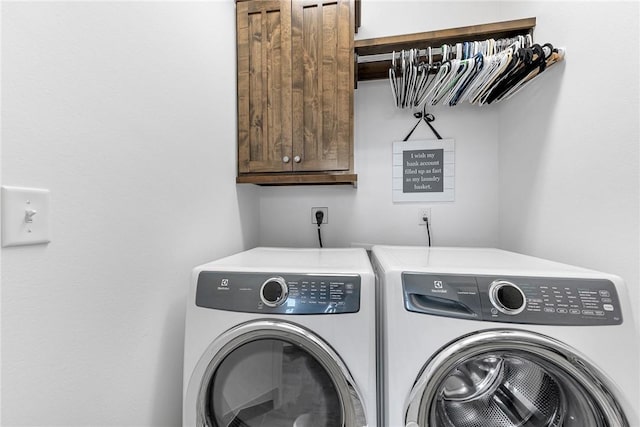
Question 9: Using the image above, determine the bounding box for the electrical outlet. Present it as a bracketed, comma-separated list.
[418, 208, 432, 226]
[311, 207, 328, 224]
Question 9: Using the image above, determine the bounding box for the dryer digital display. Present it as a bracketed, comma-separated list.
[197, 272, 361, 314]
[402, 273, 622, 325]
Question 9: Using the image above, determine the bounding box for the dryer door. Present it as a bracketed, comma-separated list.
[184, 320, 366, 427]
[405, 329, 628, 427]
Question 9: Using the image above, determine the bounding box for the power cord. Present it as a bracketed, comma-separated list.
[315, 210, 324, 248]
[422, 214, 431, 247]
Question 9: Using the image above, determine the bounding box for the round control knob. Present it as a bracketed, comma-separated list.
[489, 280, 526, 315]
[283, 156, 290, 163]
[260, 277, 288, 307]
[293, 155, 301, 163]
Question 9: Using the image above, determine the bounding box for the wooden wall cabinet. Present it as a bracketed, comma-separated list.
[236, 0, 357, 186]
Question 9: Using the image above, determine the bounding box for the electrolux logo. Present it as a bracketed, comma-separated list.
[431, 280, 447, 294]
[217, 278, 230, 291]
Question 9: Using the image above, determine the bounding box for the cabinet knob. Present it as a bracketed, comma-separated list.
[294, 156, 301, 163]
[282, 156, 290, 163]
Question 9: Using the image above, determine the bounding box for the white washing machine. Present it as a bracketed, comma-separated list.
[183, 247, 376, 427]
[371, 246, 639, 427]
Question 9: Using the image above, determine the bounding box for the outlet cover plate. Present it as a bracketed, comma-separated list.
[418, 208, 432, 226]
[311, 207, 328, 224]
[2, 186, 51, 247]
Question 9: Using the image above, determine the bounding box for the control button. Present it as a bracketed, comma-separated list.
[544, 308, 555, 313]
[599, 290, 610, 297]
[263, 281, 282, 301]
[489, 280, 527, 315]
[498, 286, 525, 309]
[569, 309, 581, 315]
[260, 277, 289, 308]
[582, 310, 595, 316]
[603, 304, 614, 312]
[595, 311, 605, 316]
[601, 298, 612, 303]
[556, 308, 568, 314]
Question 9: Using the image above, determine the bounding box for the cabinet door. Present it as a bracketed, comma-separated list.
[291, 0, 353, 172]
[237, 0, 293, 173]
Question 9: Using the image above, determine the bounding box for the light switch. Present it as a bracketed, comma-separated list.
[2, 186, 51, 247]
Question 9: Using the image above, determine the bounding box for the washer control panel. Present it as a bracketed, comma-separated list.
[197, 271, 360, 314]
[402, 273, 622, 325]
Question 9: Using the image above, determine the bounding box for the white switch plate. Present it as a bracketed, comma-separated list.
[2, 186, 51, 247]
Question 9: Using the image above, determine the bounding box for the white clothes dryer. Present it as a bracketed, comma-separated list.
[371, 246, 639, 427]
[183, 247, 376, 427]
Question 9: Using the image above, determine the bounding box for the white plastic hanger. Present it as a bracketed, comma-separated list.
[388, 51, 399, 108]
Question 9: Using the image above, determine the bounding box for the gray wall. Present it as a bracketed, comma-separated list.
[1, 2, 259, 425]
[258, 2, 504, 249]
[497, 1, 640, 324]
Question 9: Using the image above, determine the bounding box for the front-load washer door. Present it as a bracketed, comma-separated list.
[405, 329, 628, 427]
[184, 320, 366, 427]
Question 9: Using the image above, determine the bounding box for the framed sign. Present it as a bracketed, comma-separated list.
[392, 139, 455, 202]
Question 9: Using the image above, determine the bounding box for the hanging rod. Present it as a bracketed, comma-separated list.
[357, 35, 528, 64]
[354, 17, 536, 82]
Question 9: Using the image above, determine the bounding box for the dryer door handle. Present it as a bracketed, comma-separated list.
[406, 293, 478, 319]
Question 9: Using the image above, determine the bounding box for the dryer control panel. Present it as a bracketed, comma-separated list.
[402, 273, 622, 325]
[197, 271, 360, 314]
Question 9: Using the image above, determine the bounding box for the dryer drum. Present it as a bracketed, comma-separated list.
[404, 330, 629, 427]
[435, 353, 566, 427]
[208, 338, 342, 427]
[192, 320, 367, 427]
